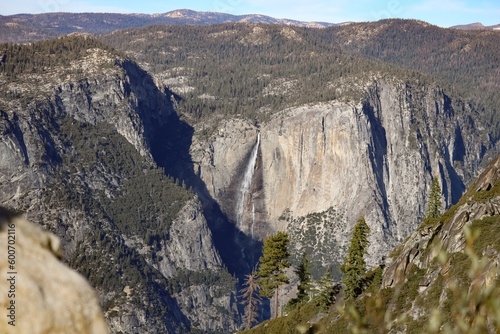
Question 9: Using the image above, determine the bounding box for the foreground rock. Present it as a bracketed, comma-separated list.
[0, 208, 108, 334]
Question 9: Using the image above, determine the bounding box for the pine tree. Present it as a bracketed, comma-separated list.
[340, 217, 370, 300]
[239, 273, 261, 330]
[295, 252, 313, 302]
[255, 231, 290, 319]
[426, 176, 442, 219]
[316, 268, 336, 309]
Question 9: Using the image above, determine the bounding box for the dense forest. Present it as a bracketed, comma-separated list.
[100, 22, 500, 138]
[322, 20, 500, 111]
[101, 24, 428, 121]
[0, 36, 123, 77]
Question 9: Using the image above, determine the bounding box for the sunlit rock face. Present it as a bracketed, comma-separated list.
[191, 79, 498, 268]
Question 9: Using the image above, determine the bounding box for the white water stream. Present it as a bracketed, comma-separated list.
[236, 132, 260, 238]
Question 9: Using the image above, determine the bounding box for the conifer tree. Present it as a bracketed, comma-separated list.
[340, 217, 370, 300]
[426, 176, 443, 219]
[239, 273, 261, 330]
[316, 268, 336, 309]
[255, 231, 290, 319]
[295, 252, 313, 302]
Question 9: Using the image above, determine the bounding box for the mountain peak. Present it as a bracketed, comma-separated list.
[450, 22, 500, 30]
[164, 9, 191, 18]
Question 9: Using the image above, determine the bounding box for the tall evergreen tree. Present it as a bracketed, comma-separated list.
[295, 252, 314, 302]
[239, 273, 261, 330]
[340, 217, 370, 300]
[426, 176, 443, 219]
[255, 231, 290, 319]
[316, 268, 336, 310]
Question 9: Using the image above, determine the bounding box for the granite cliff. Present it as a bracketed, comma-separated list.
[190, 78, 498, 275]
[376, 154, 500, 331]
[239, 157, 500, 333]
[100, 22, 500, 279]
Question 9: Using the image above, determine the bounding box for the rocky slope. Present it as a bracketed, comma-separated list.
[1, 22, 500, 332]
[0, 209, 109, 334]
[376, 154, 500, 331]
[99, 22, 499, 275]
[0, 37, 239, 333]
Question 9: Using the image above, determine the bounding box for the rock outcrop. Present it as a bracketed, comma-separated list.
[379, 154, 500, 328]
[152, 198, 224, 277]
[383, 155, 500, 289]
[234, 160, 500, 333]
[0, 208, 109, 334]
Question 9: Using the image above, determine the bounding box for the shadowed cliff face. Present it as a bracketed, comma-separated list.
[190, 79, 499, 270]
[0, 47, 241, 333]
[1, 36, 499, 332]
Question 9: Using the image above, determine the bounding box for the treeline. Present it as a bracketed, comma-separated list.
[100, 23, 432, 122]
[0, 35, 123, 77]
[167, 268, 237, 297]
[245, 219, 381, 329]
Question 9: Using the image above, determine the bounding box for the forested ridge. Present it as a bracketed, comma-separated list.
[1, 21, 497, 130]
[101, 23, 433, 121]
[0, 10, 339, 44]
[100, 21, 500, 138]
[0, 36, 123, 77]
[322, 20, 500, 111]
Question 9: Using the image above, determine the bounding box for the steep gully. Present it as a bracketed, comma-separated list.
[150, 113, 261, 275]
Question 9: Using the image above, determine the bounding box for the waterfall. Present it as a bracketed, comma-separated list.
[236, 132, 260, 238]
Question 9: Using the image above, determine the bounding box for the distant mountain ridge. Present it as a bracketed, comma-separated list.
[0, 8, 343, 43]
[1, 8, 499, 44]
[161, 9, 343, 27]
[450, 22, 500, 30]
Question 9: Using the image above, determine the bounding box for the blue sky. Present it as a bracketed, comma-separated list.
[2, 0, 500, 27]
